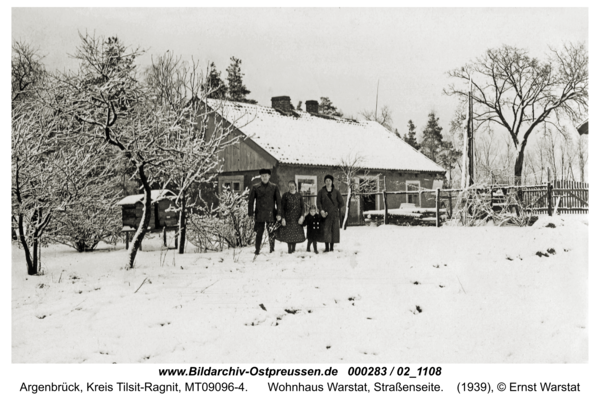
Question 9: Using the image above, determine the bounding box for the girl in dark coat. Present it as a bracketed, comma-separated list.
[316, 174, 345, 252]
[302, 204, 323, 253]
[276, 181, 306, 253]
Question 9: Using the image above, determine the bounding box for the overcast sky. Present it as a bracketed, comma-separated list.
[12, 7, 588, 136]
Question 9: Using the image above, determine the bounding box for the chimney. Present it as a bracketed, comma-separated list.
[271, 96, 292, 112]
[306, 100, 319, 114]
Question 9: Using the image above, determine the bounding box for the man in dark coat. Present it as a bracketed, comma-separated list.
[248, 168, 282, 255]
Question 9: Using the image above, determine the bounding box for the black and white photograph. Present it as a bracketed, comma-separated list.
[8, 4, 595, 400]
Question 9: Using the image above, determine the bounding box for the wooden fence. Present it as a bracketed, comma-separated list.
[330, 180, 588, 227]
[551, 180, 589, 214]
[502, 180, 589, 216]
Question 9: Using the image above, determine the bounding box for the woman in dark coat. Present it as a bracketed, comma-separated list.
[276, 180, 306, 253]
[316, 174, 345, 252]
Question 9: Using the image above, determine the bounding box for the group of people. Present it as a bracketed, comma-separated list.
[248, 168, 345, 255]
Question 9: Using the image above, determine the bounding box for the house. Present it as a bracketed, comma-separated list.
[206, 96, 446, 225]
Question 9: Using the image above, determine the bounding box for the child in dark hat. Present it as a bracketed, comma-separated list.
[302, 204, 323, 253]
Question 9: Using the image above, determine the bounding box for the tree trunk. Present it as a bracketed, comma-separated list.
[126, 164, 152, 269]
[38, 237, 42, 273]
[30, 208, 42, 275]
[342, 184, 352, 230]
[178, 192, 186, 254]
[514, 145, 526, 186]
[32, 235, 39, 276]
[17, 214, 35, 275]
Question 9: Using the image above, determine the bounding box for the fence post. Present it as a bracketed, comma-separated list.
[435, 188, 440, 227]
[547, 182, 553, 216]
[383, 176, 388, 225]
[383, 191, 388, 225]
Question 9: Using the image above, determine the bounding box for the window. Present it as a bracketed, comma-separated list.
[359, 177, 378, 211]
[355, 176, 380, 217]
[218, 175, 244, 195]
[406, 180, 420, 206]
[296, 175, 317, 209]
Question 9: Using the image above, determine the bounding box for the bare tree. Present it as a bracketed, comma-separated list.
[445, 43, 588, 184]
[575, 135, 588, 182]
[55, 33, 175, 269]
[474, 128, 503, 184]
[12, 41, 46, 105]
[447, 107, 466, 186]
[360, 105, 393, 130]
[146, 52, 241, 254]
[12, 99, 111, 274]
[337, 154, 378, 230]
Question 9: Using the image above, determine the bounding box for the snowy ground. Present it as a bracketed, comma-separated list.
[12, 215, 588, 364]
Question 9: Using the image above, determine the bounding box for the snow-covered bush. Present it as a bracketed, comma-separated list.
[187, 188, 254, 252]
[51, 193, 122, 252]
[450, 184, 534, 227]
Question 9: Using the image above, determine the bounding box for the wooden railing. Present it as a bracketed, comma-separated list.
[335, 180, 588, 227]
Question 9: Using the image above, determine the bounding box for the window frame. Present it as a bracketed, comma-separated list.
[355, 175, 380, 216]
[296, 175, 318, 208]
[406, 179, 421, 207]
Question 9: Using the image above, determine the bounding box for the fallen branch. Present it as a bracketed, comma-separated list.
[200, 280, 219, 294]
[134, 277, 148, 294]
[456, 275, 467, 294]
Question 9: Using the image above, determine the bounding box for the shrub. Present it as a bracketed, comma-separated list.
[450, 184, 534, 227]
[187, 188, 254, 252]
[51, 194, 121, 252]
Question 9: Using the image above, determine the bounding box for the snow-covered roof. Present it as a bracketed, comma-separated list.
[117, 190, 176, 206]
[207, 99, 446, 173]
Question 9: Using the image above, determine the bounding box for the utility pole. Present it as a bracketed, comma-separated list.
[461, 78, 474, 188]
[467, 78, 474, 186]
